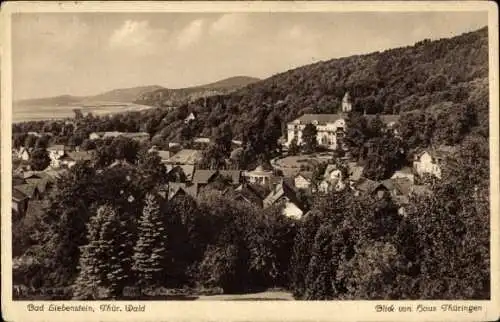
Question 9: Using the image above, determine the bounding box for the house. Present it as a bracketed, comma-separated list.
[184, 112, 196, 124]
[27, 131, 42, 137]
[12, 188, 29, 218]
[57, 151, 93, 168]
[218, 170, 243, 186]
[92, 132, 150, 142]
[391, 167, 414, 183]
[354, 178, 388, 199]
[47, 145, 66, 168]
[243, 165, 274, 186]
[381, 177, 413, 214]
[43, 167, 67, 182]
[89, 132, 102, 140]
[26, 178, 51, 196]
[286, 93, 399, 150]
[165, 149, 203, 165]
[232, 183, 266, 208]
[413, 150, 443, 179]
[121, 132, 150, 142]
[17, 147, 32, 161]
[166, 165, 195, 182]
[194, 137, 211, 144]
[108, 159, 134, 169]
[166, 182, 199, 201]
[231, 140, 243, 146]
[192, 170, 219, 188]
[263, 181, 305, 219]
[294, 171, 313, 190]
[348, 163, 364, 184]
[148, 147, 171, 165]
[286, 114, 347, 150]
[13, 183, 41, 201]
[157, 150, 172, 164]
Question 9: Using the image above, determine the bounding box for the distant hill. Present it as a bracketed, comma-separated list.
[79, 85, 165, 104]
[15, 76, 260, 109]
[15, 85, 164, 107]
[15, 95, 85, 107]
[134, 76, 261, 107]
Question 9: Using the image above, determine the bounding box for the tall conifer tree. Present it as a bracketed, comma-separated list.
[132, 193, 167, 289]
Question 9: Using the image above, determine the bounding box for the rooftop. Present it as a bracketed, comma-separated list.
[219, 170, 243, 185]
[47, 145, 65, 151]
[166, 149, 202, 165]
[291, 113, 400, 125]
[192, 170, 218, 184]
[12, 188, 28, 201]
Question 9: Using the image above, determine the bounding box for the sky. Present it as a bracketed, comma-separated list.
[12, 11, 488, 100]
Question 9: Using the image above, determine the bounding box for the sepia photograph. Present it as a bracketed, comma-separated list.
[1, 1, 499, 321]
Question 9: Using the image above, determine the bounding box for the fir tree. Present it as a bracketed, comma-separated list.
[132, 193, 167, 289]
[72, 205, 129, 299]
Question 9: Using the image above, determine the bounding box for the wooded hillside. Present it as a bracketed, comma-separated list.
[154, 27, 488, 143]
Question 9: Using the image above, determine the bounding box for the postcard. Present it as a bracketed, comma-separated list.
[1, 1, 499, 321]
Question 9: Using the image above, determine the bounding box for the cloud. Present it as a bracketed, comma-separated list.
[209, 13, 251, 37]
[109, 20, 167, 54]
[176, 19, 205, 50]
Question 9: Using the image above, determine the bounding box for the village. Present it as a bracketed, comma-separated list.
[11, 92, 454, 221]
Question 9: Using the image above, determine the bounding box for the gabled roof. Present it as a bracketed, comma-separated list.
[292, 114, 344, 125]
[166, 149, 202, 165]
[233, 183, 264, 208]
[167, 182, 198, 200]
[280, 168, 301, 178]
[12, 188, 29, 202]
[166, 164, 195, 181]
[263, 181, 302, 209]
[349, 165, 364, 182]
[192, 169, 218, 184]
[392, 167, 413, 175]
[356, 178, 386, 195]
[194, 137, 210, 144]
[109, 159, 134, 168]
[157, 150, 171, 161]
[218, 170, 242, 185]
[47, 145, 65, 151]
[391, 177, 413, 196]
[67, 151, 93, 161]
[296, 171, 313, 181]
[25, 178, 50, 194]
[12, 176, 26, 186]
[13, 183, 39, 199]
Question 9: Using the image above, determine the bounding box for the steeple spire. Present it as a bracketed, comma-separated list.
[342, 92, 352, 113]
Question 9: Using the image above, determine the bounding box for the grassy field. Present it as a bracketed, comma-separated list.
[274, 152, 333, 170]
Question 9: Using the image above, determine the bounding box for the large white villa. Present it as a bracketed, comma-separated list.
[286, 92, 399, 150]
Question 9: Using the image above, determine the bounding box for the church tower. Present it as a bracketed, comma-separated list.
[341, 92, 352, 113]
